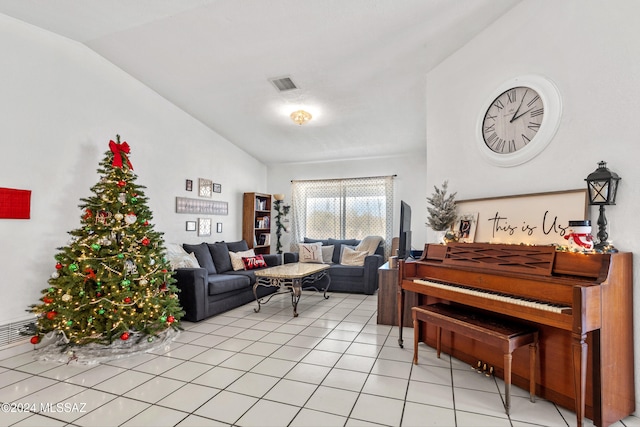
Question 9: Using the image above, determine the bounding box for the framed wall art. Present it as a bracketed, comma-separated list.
[198, 218, 212, 236]
[213, 183, 222, 193]
[185, 221, 196, 231]
[216, 222, 223, 233]
[185, 179, 193, 191]
[175, 197, 228, 215]
[198, 178, 213, 198]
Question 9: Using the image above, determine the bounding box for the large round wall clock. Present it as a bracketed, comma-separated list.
[476, 75, 562, 167]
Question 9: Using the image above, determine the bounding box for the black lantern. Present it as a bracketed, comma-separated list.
[585, 161, 621, 251]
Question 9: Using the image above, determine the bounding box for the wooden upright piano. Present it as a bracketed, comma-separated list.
[398, 242, 634, 427]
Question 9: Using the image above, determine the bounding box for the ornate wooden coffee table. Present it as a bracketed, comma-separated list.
[253, 263, 331, 317]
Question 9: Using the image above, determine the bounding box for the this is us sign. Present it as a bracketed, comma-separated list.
[456, 189, 588, 246]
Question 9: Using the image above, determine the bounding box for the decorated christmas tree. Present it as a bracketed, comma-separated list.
[29, 136, 183, 354]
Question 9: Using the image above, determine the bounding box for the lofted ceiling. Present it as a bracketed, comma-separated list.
[0, 0, 520, 165]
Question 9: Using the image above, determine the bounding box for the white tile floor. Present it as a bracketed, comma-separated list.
[1, 292, 639, 427]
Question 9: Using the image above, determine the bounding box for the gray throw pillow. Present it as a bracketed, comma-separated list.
[208, 242, 233, 273]
[183, 242, 216, 274]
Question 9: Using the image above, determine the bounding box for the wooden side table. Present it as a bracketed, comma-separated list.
[377, 262, 418, 326]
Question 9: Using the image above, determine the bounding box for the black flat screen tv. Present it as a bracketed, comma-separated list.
[398, 200, 412, 260]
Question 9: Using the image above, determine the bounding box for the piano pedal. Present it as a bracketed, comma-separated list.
[482, 363, 488, 374]
[472, 360, 483, 373]
[485, 366, 494, 377]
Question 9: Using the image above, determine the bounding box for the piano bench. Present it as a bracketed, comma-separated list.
[412, 303, 538, 415]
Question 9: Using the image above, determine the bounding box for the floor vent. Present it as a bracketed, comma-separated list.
[269, 76, 298, 92]
[0, 319, 34, 347]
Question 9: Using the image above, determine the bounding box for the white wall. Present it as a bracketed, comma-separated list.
[267, 153, 427, 255]
[0, 15, 267, 326]
[426, 0, 640, 412]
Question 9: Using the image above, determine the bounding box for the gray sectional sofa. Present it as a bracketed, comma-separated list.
[174, 240, 287, 322]
[285, 238, 384, 295]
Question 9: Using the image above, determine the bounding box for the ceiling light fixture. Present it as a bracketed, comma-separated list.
[290, 110, 312, 125]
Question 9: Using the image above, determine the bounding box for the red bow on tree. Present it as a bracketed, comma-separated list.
[109, 138, 134, 170]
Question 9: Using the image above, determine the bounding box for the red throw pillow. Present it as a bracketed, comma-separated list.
[242, 255, 267, 270]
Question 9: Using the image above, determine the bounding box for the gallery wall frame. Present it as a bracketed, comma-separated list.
[198, 218, 212, 236]
[185, 221, 196, 231]
[455, 189, 588, 246]
[175, 197, 228, 215]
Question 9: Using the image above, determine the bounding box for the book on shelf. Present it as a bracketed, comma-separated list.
[255, 216, 270, 229]
[256, 197, 268, 211]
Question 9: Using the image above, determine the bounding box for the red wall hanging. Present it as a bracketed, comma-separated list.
[0, 187, 31, 219]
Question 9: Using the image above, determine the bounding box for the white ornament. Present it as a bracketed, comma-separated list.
[114, 213, 124, 221]
[118, 193, 127, 203]
[139, 279, 148, 285]
[61, 294, 72, 302]
[51, 271, 59, 279]
[124, 213, 137, 225]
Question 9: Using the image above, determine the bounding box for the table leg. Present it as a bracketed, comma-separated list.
[291, 277, 301, 317]
[253, 283, 261, 313]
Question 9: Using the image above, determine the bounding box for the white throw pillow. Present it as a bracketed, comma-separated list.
[299, 242, 323, 263]
[165, 243, 201, 270]
[340, 246, 368, 266]
[321, 245, 334, 264]
[229, 249, 255, 271]
[171, 252, 200, 270]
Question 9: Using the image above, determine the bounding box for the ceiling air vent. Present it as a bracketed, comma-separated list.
[270, 76, 298, 92]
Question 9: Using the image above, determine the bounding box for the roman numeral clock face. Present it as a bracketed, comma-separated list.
[476, 75, 562, 167]
[482, 87, 544, 154]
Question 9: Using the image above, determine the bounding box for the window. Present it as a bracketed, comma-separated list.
[291, 176, 394, 255]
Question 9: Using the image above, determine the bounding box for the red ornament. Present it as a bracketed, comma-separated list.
[167, 315, 175, 324]
[46, 311, 57, 320]
[160, 283, 167, 291]
[141, 237, 150, 246]
[43, 296, 54, 304]
[55, 263, 63, 270]
[124, 297, 132, 304]
[83, 209, 93, 220]
[117, 180, 126, 188]
[120, 332, 130, 341]
[143, 221, 149, 226]
[96, 292, 102, 297]
[30, 336, 40, 345]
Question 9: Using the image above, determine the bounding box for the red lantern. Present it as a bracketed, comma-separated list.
[120, 332, 130, 341]
[46, 311, 57, 320]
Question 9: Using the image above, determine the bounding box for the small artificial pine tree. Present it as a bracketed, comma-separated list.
[29, 136, 183, 346]
[426, 181, 457, 231]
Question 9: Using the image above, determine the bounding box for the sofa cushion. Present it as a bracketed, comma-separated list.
[166, 243, 200, 270]
[299, 242, 323, 263]
[226, 240, 250, 252]
[355, 235, 384, 256]
[226, 269, 258, 285]
[304, 237, 329, 246]
[321, 245, 334, 264]
[243, 255, 267, 270]
[183, 242, 216, 274]
[329, 264, 365, 278]
[229, 249, 255, 271]
[207, 274, 250, 296]
[340, 246, 368, 266]
[208, 242, 232, 273]
[328, 238, 360, 263]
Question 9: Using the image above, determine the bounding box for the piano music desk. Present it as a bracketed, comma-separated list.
[412, 303, 538, 415]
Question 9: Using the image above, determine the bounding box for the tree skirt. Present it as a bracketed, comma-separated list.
[32, 328, 179, 365]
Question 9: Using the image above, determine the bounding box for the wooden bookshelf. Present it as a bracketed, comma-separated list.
[242, 192, 272, 255]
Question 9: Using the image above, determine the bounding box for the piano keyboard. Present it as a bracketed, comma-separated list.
[413, 279, 571, 314]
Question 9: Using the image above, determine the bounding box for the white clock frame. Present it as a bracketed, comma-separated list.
[476, 74, 562, 167]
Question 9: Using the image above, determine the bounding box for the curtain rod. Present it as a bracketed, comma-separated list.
[291, 174, 396, 183]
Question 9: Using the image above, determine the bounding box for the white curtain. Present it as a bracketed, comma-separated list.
[291, 176, 394, 256]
